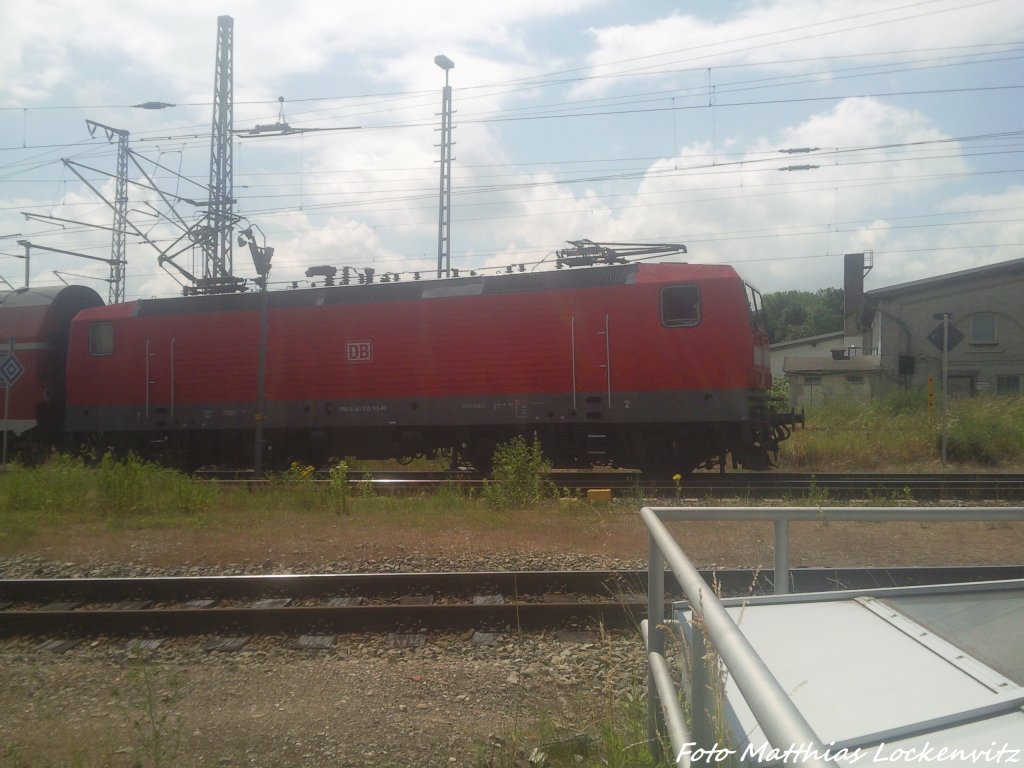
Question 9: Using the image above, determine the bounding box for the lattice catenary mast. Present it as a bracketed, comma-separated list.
[86, 120, 128, 304]
[205, 14, 236, 289]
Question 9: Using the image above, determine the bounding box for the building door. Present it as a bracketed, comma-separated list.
[144, 338, 176, 426]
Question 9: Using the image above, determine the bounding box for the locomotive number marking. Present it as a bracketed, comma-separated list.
[346, 341, 373, 363]
[624, 400, 631, 409]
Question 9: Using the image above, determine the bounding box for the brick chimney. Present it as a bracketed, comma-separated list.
[844, 253, 865, 352]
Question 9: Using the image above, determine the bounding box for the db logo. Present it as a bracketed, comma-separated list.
[346, 340, 373, 363]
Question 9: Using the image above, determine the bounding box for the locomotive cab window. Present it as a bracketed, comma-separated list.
[661, 285, 700, 327]
[89, 322, 114, 356]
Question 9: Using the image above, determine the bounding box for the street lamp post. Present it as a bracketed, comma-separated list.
[15, 241, 30, 288]
[435, 54, 454, 279]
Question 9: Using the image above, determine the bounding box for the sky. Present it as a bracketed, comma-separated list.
[1, 0, 1023, 301]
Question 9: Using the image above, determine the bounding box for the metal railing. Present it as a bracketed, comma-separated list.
[641, 505, 1024, 766]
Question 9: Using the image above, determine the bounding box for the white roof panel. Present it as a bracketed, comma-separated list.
[676, 582, 1024, 764]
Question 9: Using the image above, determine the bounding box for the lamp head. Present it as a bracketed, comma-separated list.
[237, 226, 254, 247]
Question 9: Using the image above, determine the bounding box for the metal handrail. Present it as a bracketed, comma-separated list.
[648, 505, 1024, 595]
[641, 504, 1024, 766]
[641, 619, 692, 767]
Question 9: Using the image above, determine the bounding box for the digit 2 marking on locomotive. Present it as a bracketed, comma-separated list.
[346, 340, 373, 362]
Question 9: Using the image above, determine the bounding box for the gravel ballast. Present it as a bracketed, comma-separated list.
[1, 628, 647, 767]
[0, 554, 652, 768]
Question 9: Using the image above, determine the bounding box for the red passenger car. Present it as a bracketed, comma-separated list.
[63, 262, 789, 471]
[0, 286, 103, 451]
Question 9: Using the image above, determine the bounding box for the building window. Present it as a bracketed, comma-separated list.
[971, 313, 996, 344]
[89, 322, 114, 356]
[803, 375, 821, 385]
[661, 285, 700, 327]
[997, 375, 1020, 395]
[846, 374, 864, 384]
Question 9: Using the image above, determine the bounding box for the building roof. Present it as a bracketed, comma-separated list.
[770, 330, 844, 352]
[866, 257, 1024, 299]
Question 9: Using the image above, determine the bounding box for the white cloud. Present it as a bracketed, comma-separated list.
[517, 97, 976, 291]
[0, 0, 605, 107]
[2, 2, 1021, 298]
[576, 1, 1024, 98]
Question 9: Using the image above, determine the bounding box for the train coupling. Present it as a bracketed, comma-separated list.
[771, 405, 805, 429]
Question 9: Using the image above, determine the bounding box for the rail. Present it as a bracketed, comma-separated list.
[189, 470, 1024, 501]
[640, 505, 1024, 766]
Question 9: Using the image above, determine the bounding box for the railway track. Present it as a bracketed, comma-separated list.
[197, 469, 1024, 500]
[3, 566, 1022, 640]
[636, 471, 1024, 500]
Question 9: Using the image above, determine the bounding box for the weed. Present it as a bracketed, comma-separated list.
[277, 461, 316, 484]
[122, 659, 183, 768]
[889, 486, 915, 505]
[944, 397, 1024, 465]
[474, 670, 666, 767]
[357, 472, 375, 498]
[556, 487, 585, 508]
[631, 476, 648, 507]
[802, 477, 831, 506]
[482, 436, 554, 509]
[328, 460, 350, 515]
[267, 461, 321, 510]
[781, 393, 1024, 470]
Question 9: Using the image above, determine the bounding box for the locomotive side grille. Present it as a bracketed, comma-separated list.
[481, 264, 637, 294]
[133, 265, 640, 317]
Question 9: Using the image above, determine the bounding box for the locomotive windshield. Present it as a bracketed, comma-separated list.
[745, 283, 767, 334]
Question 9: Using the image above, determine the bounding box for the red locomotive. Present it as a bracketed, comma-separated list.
[2, 253, 797, 472]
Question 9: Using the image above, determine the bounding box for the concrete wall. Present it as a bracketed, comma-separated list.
[787, 369, 884, 406]
[769, 333, 844, 380]
[869, 268, 1024, 396]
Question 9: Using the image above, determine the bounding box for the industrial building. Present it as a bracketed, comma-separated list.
[781, 254, 1024, 406]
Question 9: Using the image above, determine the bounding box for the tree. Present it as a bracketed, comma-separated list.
[763, 287, 844, 343]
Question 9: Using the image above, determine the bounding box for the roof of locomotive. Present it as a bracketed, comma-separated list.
[74, 261, 742, 320]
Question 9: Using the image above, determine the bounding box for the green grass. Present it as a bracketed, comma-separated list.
[0, 454, 218, 541]
[780, 392, 1024, 469]
[3, 396, 1023, 539]
[0, 453, 579, 544]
